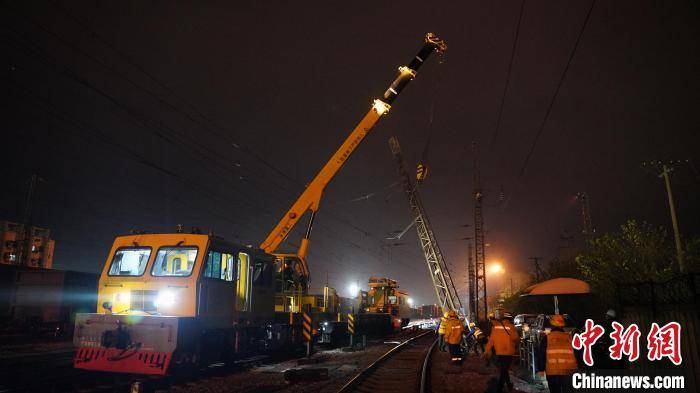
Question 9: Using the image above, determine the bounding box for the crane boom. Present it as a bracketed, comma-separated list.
[260, 34, 447, 280]
[388, 136, 462, 314]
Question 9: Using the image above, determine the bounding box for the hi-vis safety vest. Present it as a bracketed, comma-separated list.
[485, 320, 519, 356]
[444, 318, 464, 345]
[545, 330, 578, 375]
[438, 317, 448, 334]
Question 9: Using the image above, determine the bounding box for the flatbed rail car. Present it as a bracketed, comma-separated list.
[11, 269, 98, 337]
[73, 233, 298, 375]
[0, 266, 98, 338]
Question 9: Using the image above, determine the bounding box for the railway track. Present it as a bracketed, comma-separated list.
[0, 329, 435, 392]
[337, 330, 438, 393]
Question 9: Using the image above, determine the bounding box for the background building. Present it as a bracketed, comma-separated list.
[0, 221, 54, 269]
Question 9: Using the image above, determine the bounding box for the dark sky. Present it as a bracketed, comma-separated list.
[2, 0, 698, 305]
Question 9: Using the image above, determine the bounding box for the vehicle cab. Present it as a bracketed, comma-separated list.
[73, 232, 276, 375]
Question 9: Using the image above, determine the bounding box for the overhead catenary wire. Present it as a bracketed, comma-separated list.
[490, 0, 526, 150]
[2, 6, 389, 241]
[517, 0, 597, 179]
[5, 48, 426, 281]
[46, 0, 300, 187]
[462, 1, 597, 253]
[6, 77, 404, 279]
[1, 2, 294, 198]
[3, 5, 428, 279]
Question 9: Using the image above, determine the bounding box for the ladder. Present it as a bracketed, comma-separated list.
[388, 136, 463, 314]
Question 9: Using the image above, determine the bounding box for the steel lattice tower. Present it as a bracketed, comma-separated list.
[467, 242, 477, 321]
[576, 192, 594, 244]
[389, 137, 463, 315]
[472, 142, 487, 322]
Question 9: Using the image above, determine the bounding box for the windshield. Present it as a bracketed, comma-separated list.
[151, 246, 198, 277]
[108, 248, 151, 276]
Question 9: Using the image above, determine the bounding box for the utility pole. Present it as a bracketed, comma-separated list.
[576, 192, 594, 245]
[660, 165, 684, 272]
[642, 161, 686, 273]
[530, 256, 542, 282]
[472, 142, 487, 322]
[510, 277, 514, 298]
[558, 230, 575, 262]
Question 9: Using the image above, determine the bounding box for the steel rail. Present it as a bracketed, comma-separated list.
[337, 330, 433, 393]
[419, 337, 439, 393]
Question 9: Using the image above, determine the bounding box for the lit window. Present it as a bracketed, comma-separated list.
[221, 253, 234, 281]
[203, 251, 236, 281]
[151, 247, 198, 277]
[108, 248, 151, 276]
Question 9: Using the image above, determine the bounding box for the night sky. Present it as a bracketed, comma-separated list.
[2, 1, 698, 305]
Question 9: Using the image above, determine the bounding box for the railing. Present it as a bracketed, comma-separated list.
[618, 274, 699, 390]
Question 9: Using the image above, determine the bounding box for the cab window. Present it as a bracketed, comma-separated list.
[151, 247, 198, 276]
[203, 251, 235, 282]
[236, 252, 251, 311]
[108, 247, 151, 276]
[252, 260, 272, 286]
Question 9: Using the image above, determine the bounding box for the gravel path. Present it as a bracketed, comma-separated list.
[162, 341, 411, 393]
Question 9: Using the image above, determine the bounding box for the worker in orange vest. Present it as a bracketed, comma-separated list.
[484, 309, 519, 391]
[436, 311, 449, 351]
[537, 314, 578, 393]
[443, 310, 464, 362]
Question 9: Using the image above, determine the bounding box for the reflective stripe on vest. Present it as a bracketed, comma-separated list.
[492, 325, 515, 333]
[545, 331, 577, 375]
[438, 318, 447, 334]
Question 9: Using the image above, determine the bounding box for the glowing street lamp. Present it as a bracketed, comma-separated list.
[488, 262, 504, 275]
[348, 283, 359, 297]
[407, 297, 414, 307]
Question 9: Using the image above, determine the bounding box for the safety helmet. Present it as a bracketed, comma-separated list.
[493, 309, 503, 320]
[606, 309, 616, 318]
[469, 322, 476, 328]
[448, 310, 457, 318]
[443, 311, 450, 318]
[550, 314, 566, 327]
[488, 312, 495, 320]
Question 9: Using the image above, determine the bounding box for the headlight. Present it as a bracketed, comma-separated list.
[155, 290, 176, 307]
[115, 291, 130, 303]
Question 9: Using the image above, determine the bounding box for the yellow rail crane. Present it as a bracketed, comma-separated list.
[72, 33, 445, 377]
[260, 33, 447, 313]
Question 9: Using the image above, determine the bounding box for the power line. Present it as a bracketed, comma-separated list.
[3, 9, 384, 241]
[6, 70, 420, 277]
[3, 7, 426, 275]
[2, 3, 294, 194]
[517, 0, 596, 178]
[45, 0, 299, 187]
[490, 0, 526, 150]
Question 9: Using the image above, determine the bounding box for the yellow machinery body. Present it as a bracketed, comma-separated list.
[259, 34, 446, 311]
[72, 33, 447, 376]
[95, 233, 208, 317]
